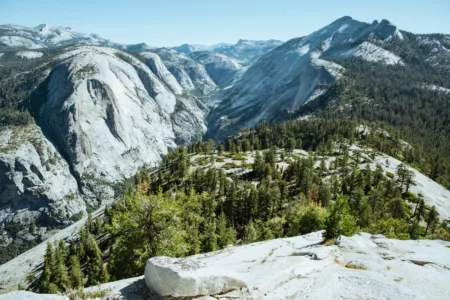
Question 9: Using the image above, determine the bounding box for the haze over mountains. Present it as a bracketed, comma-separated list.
[1, 15, 450, 269]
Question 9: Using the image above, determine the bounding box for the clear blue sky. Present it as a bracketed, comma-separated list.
[1, 0, 449, 46]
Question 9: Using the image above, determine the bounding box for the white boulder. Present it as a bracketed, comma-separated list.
[145, 256, 247, 297]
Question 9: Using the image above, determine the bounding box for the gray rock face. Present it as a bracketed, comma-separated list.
[189, 51, 243, 86]
[152, 48, 217, 95]
[0, 125, 84, 230]
[37, 46, 206, 182]
[0, 46, 208, 249]
[206, 17, 405, 141]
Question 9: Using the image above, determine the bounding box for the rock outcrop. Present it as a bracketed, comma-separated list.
[141, 231, 450, 299]
[151, 48, 217, 95]
[145, 256, 247, 297]
[189, 51, 243, 86]
[0, 125, 85, 235]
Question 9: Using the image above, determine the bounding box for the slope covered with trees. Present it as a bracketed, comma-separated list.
[295, 57, 450, 189]
[26, 119, 450, 294]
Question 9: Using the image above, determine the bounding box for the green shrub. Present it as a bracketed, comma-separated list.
[386, 172, 395, 179]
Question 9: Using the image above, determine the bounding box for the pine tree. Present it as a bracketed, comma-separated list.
[218, 144, 224, 155]
[415, 198, 425, 221]
[285, 138, 296, 153]
[85, 234, 103, 286]
[318, 183, 331, 208]
[86, 214, 93, 234]
[297, 204, 325, 234]
[309, 184, 319, 203]
[39, 242, 56, 293]
[244, 220, 258, 243]
[323, 196, 358, 240]
[319, 158, 327, 177]
[409, 220, 421, 240]
[425, 206, 439, 236]
[253, 151, 264, 178]
[373, 164, 384, 186]
[342, 146, 349, 174]
[57, 240, 68, 264]
[364, 163, 372, 193]
[264, 147, 277, 167]
[256, 219, 275, 241]
[202, 220, 218, 252]
[368, 185, 384, 215]
[388, 197, 407, 219]
[79, 226, 87, 260]
[54, 255, 70, 291]
[217, 212, 229, 249]
[68, 255, 83, 289]
[100, 264, 110, 284]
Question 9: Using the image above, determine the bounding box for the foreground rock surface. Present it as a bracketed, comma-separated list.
[0, 291, 68, 300]
[139, 231, 450, 299]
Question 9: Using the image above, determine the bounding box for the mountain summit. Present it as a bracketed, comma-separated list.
[206, 17, 408, 140]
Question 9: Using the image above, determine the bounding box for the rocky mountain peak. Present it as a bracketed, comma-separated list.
[373, 18, 404, 40]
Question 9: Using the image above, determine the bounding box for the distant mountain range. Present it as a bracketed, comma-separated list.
[0, 23, 283, 62]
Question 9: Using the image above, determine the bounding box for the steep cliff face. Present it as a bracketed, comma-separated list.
[189, 51, 244, 86]
[139, 52, 183, 95]
[40, 46, 208, 178]
[39, 47, 174, 181]
[0, 125, 85, 244]
[151, 48, 217, 96]
[0, 46, 208, 246]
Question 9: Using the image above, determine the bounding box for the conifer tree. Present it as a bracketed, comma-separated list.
[244, 220, 258, 243]
[425, 206, 439, 236]
[54, 241, 70, 291]
[323, 196, 358, 240]
[217, 212, 235, 248]
[39, 242, 55, 293]
[286, 138, 296, 154]
[218, 144, 224, 155]
[388, 197, 407, 219]
[415, 198, 425, 221]
[85, 234, 104, 286]
[202, 220, 218, 252]
[319, 158, 327, 177]
[68, 255, 83, 289]
[364, 163, 372, 193]
[373, 164, 384, 186]
[318, 183, 331, 208]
